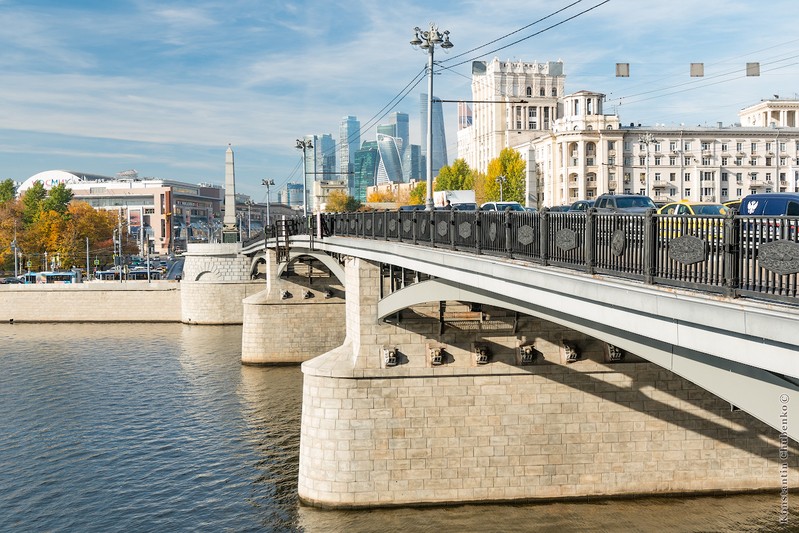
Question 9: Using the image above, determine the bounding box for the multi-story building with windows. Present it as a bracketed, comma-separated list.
[339, 116, 360, 190]
[521, 95, 799, 207]
[420, 93, 449, 179]
[457, 58, 565, 176]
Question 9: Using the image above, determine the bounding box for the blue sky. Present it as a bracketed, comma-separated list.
[2, 0, 799, 200]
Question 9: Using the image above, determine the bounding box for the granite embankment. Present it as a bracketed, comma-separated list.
[0, 282, 181, 322]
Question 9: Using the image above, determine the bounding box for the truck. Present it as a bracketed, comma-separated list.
[433, 190, 476, 208]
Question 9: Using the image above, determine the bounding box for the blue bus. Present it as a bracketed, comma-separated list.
[36, 271, 82, 284]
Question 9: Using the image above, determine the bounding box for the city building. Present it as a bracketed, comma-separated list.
[420, 93, 449, 179]
[312, 180, 348, 212]
[301, 133, 336, 211]
[339, 116, 361, 193]
[457, 58, 565, 177]
[375, 134, 404, 185]
[351, 141, 379, 202]
[519, 94, 799, 207]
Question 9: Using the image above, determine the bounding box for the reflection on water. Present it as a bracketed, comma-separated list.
[0, 323, 795, 532]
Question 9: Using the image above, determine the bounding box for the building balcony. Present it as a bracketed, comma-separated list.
[702, 195, 716, 202]
[652, 180, 667, 187]
[749, 180, 767, 187]
[608, 181, 618, 189]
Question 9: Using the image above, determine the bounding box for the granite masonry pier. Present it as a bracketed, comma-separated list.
[297, 257, 798, 508]
[241, 249, 346, 365]
[180, 242, 265, 324]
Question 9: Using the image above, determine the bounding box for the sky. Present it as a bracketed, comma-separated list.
[2, 0, 799, 201]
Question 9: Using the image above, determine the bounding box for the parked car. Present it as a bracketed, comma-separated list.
[738, 192, 799, 240]
[594, 194, 657, 213]
[480, 201, 525, 212]
[739, 192, 799, 217]
[452, 202, 478, 211]
[548, 205, 570, 212]
[657, 200, 728, 240]
[524, 206, 538, 213]
[398, 204, 426, 211]
[723, 198, 742, 212]
[568, 200, 595, 212]
[0, 276, 23, 284]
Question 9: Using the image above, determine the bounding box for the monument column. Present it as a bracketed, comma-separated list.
[222, 144, 238, 243]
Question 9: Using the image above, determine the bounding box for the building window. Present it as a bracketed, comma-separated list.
[721, 157, 728, 165]
[526, 86, 532, 97]
[751, 142, 758, 152]
[669, 172, 676, 181]
[607, 140, 615, 150]
[736, 173, 743, 182]
[703, 171, 714, 180]
[587, 157, 595, 165]
[669, 141, 677, 151]
[751, 172, 758, 181]
[736, 188, 742, 196]
[684, 141, 691, 150]
[685, 188, 691, 197]
[721, 143, 728, 152]
[766, 173, 772, 181]
[516, 121, 522, 129]
[702, 187, 713, 196]
[736, 142, 743, 152]
[624, 172, 631, 182]
[780, 142, 786, 152]
[624, 156, 632, 166]
[684, 157, 691, 166]
[669, 156, 677, 165]
[750, 159, 757, 166]
[781, 172, 787, 182]
[624, 188, 631, 194]
[721, 188, 728, 197]
[701, 141, 710, 150]
[624, 141, 632, 151]
[684, 172, 691, 181]
[765, 142, 772, 152]
[721, 172, 728, 181]
[735, 158, 742, 166]
[539, 87, 545, 96]
[702, 157, 711, 165]
[780, 157, 787, 166]
[639, 188, 646, 195]
[765, 157, 772, 166]
[609, 172, 616, 181]
[639, 156, 646, 166]
[608, 156, 616, 165]
[552, 87, 557, 96]
[654, 172, 661, 181]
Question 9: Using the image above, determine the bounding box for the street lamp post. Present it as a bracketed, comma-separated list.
[497, 175, 506, 201]
[261, 179, 275, 239]
[296, 139, 313, 217]
[638, 133, 656, 197]
[411, 23, 453, 211]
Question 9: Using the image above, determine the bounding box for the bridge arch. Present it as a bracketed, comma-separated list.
[277, 250, 345, 286]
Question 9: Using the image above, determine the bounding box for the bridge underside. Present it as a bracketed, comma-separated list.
[379, 277, 799, 441]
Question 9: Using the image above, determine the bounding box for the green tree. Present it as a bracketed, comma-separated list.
[485, 147, 526, 203]
[434, 159, 474, 191]
[21, 181, 47, 226]
[408, 182, 426, 205]
[41, 183, 74, 216]
[0, 179, 16, 204]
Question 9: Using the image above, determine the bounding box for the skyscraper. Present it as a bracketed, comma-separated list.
[302, 133, 336, 211]
[352, 141, 379, 202]
[339, 116, 360, 194]
[375, 134, 404, 185]
[420, 93, 448, 179]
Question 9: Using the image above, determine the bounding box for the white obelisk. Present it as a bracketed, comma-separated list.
[222, 144, 238, 242]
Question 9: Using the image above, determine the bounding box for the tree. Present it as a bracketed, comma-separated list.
[21, 181, 47, 226]
[367, 190, 396, 203]
[409, 182, 426, 205]
[41, 183, 74, 216]
[325, 190, 362, 212]
[435, 159, 475, 191]
[0, 179, 16, 204]
[485, 147, 526, 203]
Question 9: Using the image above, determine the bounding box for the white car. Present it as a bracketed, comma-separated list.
[480, 201, 525, 212]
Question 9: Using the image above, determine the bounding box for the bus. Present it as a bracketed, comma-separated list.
[36, 271, 82, 284]
[128, 268, 161, 281]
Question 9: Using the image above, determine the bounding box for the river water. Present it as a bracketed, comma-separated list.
[0, 323, 793, 532]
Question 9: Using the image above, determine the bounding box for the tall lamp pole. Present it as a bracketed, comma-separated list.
[638, 133, 656, 197]
[296, 139, 313, 217]
[411, 23, 453, 210]
[261, 179, 274, 238]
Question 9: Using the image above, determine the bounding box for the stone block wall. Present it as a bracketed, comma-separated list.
[0, 282, 181, 322]
[297, 257, 798, 508]
[180, 280, 266, 324]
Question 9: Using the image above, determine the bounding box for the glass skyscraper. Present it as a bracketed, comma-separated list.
[339, 116, 360, 194]
[352, 141, 378, 202]
[420, 93, 448, 179]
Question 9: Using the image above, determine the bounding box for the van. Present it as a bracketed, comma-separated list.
[739, 193, 799, 216]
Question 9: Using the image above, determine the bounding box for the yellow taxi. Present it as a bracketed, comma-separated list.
[723, 198, 742, 212]
[657, 200, 728, 240]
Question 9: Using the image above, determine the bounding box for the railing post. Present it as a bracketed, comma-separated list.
[475, 210, 482, 255]
[540, 208, 550, 265]
[723, 209, 740, 298]
[450, 209, 456, 249]
[585, 208, 596, 275]
[505, 209, 513, 258]
[412, 212, 418, 245]
[428, 210, 435, 244]
[383, 210, 389, 241]
[643, 208, 656, 285]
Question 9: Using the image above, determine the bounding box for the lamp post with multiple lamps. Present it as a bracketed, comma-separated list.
[410, 23, 453, 211]
[261, 178, 274, 239]
[295, 139, 313, 217]
[638, 132, 656, 197]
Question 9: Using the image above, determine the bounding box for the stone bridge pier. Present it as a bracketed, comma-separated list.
[240, 248, 346, 365]
[297, 256, 798, 509]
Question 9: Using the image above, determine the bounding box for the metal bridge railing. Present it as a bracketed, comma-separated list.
[281, 210, 799, 306]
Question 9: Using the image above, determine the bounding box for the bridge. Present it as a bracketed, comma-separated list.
[237, 208, 799, 508]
